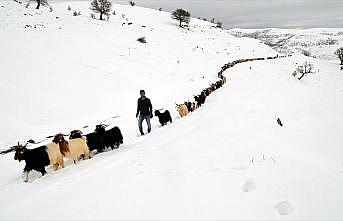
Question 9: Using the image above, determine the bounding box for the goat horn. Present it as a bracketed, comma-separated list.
[27, 139, 35, 144]
[14, 142, 20, 150]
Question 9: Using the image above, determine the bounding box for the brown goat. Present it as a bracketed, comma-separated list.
[53, 134, 90, 163]
[176, 104, 188, 118]
[53, 134, 69, 155]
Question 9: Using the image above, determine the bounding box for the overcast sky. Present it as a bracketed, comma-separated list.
[61, 0, 343, 28]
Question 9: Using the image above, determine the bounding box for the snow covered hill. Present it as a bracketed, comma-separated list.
[229, 28, 343, 61]
[0, 0, 275, 150]
[1, 0, 343, 220]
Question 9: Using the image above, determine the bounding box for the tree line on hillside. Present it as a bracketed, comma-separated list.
[21, 0, 224, 29]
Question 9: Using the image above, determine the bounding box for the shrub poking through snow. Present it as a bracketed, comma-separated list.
[171, 8, 191, 28]
[301, 49, 311, 57]
[294, 61, 314, 80]
[216, 21, 223, 29]
[292, 71, 297, 77]
[90, 0, 112, 20]
[129, 1, 135, 6]
[335, 47, 343, 65]
[277, 118, 283, 127]
[14, 0, 23, 4]
[137, 37, 147, 43]
[25, 0, 49, 9]
[73, 11, 78, 16]
[67, 5, 71, 10]
[90, 13, 96, 19]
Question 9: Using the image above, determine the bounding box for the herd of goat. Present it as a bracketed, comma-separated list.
[14, 124, 124, 182]
[13, 54, 290, 182]
[171, 54, 290, 119]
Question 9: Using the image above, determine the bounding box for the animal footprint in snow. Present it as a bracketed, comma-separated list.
[242, 179, 256, 192]
[136, 171, 144, 175]
[230, 165, 248, 171]
[274, 201, 293, 215]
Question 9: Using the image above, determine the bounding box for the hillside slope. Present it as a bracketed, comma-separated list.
[229, 28, 343, 60]
[1, 1, 343, 220]
[0, 0, 275, 149]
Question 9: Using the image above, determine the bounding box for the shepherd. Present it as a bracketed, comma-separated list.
[136, 90, 153, 135]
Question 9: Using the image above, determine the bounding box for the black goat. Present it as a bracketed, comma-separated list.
[184, 102, 193, 112]
[194, 95, 202, 107]
[69, 130, 106, 153]
[14, 145, 50, 182]
[94, 125, 123, 150]
[215, 80, 223, 89]
[154, 110, 172, 126]
[194, 92, 206, 107]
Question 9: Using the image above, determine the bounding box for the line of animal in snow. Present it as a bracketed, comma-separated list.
[14, 124, 123, 182]
[174, 54, 291, 119]
[216, 54, 291, 127]
[217, 54, 291, 78]
[12, 54, 291, 182]
[174, 77, 227, 118]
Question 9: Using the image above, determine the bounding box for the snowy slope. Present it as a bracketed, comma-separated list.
[1, 1, 343, 220]
[229, 28, 343, 61]
[0, 0, 275, 149]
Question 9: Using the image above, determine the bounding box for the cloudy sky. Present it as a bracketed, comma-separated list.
[63, 0, 343, 28]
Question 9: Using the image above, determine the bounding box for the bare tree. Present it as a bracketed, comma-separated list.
[296, 61, 314, 80]
[277, 118, 283, 127]
[26, 0, 48, 9]
[137, 37, 146, 43]
[171, 8, 191, 27]
[90, 0, 112, 21]
[216, 21, 223, 29]
[35, 0, 43, 9]
[335, 47, 343, 65]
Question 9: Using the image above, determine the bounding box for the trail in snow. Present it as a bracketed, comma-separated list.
[1, 53, 290, 158]
[1, 54, 343, 220]
[1, 1, 343, 220]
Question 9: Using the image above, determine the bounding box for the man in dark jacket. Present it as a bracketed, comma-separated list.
[136, 90, 153, 135]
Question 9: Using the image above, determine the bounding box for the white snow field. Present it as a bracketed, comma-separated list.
[1, 1, 343, 220]
[229, 28, 343, 60]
